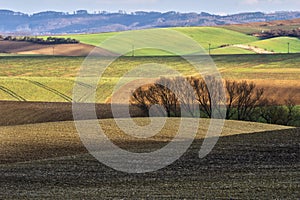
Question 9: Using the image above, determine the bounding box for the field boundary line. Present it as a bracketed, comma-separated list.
[18, 78, 72, 102]
[0, 85, 26, 101]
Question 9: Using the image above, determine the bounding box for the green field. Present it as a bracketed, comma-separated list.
[50, 27, 260, 55]
[247, 37, 300, 53]
[58, 27, 258, 50]
[0, 54, 299, 103]
[42, 27, 300, 55]
[1, 54, 300, 77]
[173, 27, 258, 49]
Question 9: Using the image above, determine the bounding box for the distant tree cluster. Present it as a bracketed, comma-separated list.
[2, 36, 79, 44]
[130, 76, 299, 126]
[253, 28, 300, 39]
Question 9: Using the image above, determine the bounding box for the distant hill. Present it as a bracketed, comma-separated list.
[0, 9, 300, 35]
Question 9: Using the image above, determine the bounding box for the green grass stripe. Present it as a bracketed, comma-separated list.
[0, 85, 26, 101]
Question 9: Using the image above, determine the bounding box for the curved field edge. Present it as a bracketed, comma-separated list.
[1, 120, 298, 199]
[0, 117, 293, 164]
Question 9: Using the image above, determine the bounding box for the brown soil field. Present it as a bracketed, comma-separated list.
[0, 40, 117, 56]
[0, 101, 146, 126]
[0, 119, 298, 198]
[228, 18, 300, 29]
[0, 118, 292, 164]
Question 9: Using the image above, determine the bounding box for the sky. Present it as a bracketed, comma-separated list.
[1, 0, 300, 15]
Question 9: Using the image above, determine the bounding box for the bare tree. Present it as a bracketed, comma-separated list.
[168, 77, 198, 117]
[131, 86, 153, 116]
[130, 78, 179, 117]
[131, 76, 199, 117]
[188, 76, 225, 119]
[235, 81, 264, 120]
[131, 77, 266, 122]
[154, 77, 179, 117]
[225, 80, 238, 119]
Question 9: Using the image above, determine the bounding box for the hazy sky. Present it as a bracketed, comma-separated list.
[2, 0, 300, 14]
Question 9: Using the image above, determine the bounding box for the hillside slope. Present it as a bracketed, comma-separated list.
[1, 119, 298, 198]
[61, 27, 258, 55]
[247, 37, 300, 53]
[1, 9, 300, 34]
[0, 117, 293, 163]
[2, 25, 299, 55]
[0, 40, 117, 56]
[173, 27, 258, 49]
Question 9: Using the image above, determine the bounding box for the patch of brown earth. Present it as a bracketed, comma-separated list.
[0, 40, 117, 56]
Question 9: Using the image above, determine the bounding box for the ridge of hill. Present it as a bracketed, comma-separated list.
[1, 9, 300, 35]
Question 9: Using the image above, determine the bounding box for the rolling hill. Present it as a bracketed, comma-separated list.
[1, 9, 300, 35]
[47, 27, 300, 55]
[43, 27, 259, 56]
[0, 117, 293, 163]
[1, 23, 299, 56]
[0, 117, 299, 198]
[247, 37, 300, 53]
[173, 27, 258, 49]
[0, 55, 299, 105]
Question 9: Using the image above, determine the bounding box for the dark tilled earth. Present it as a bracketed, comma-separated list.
[0, 101, 146, 126]
[1, 128, 299, 199]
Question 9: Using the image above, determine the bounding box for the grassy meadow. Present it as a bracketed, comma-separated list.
[0, 54, 299, 103]
[41, 26, 300, 55]
[49, 27, 258, 51]
[247, 37, 300, 53]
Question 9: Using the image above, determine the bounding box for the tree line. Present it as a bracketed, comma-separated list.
[130, 76, 299, 126]
[0, 35, 79, 44]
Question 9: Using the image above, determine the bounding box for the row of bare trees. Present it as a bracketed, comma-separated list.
[130, 76, 299, 126]
[1, 36, 79, 44]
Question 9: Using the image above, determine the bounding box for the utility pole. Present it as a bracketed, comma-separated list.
[132, 45, 135, 57]
[208, 43, 211, 55]
[287, 42, 290, 54]
[52, 46, 55, 56]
